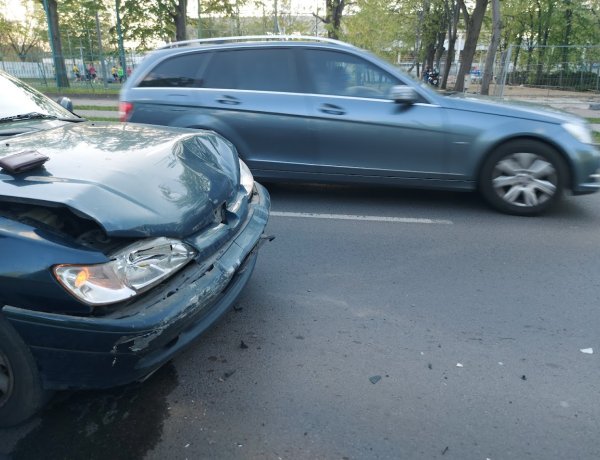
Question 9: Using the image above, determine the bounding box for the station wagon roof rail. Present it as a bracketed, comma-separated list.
[157, 34, 356, 50]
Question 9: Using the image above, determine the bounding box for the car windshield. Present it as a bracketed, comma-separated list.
[0, 71, 78, 121]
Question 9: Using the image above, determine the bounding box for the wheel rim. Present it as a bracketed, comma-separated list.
[492, 152, 558, 208]
[0, 349, 14, 407]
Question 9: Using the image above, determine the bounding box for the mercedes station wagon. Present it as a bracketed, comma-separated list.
[0, 70, 270, 426]
[120, 35, 600, 216]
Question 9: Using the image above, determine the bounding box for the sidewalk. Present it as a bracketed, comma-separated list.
[69, 96, 119, 119]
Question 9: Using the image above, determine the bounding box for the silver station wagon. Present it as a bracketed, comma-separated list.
[120, 36, 600, 216]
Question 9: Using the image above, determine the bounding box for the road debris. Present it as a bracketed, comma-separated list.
[369, 375, 382, 384]
[441, 446, 449, 455]
[240, 340, 248, 349]
[521, 375, 527, 381]
[580, 348, 593, 354]
[456, 363, 463, 368]
[219, 370, 237, 381]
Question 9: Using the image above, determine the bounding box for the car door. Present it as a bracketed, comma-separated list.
[301, 48, 447, 181]
[199, 47, 317, 176]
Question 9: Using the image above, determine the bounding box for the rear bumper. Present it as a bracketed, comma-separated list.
[2, 183, 270, 390]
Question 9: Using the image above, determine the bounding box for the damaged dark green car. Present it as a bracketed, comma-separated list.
[0, 70, 270, 427]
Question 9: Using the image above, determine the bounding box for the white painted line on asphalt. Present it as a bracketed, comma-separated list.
[270, 211, 453, 225]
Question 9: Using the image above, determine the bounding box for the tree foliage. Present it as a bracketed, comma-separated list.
[3, 0, 600, 91]
[0, 2, 45, 60]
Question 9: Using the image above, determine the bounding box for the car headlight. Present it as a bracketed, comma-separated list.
[239, 159, 254, 197]
[563, 122, 593, 144]
[53, 237, 197, 306]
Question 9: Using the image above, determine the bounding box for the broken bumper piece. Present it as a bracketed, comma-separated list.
[2, 184, 270, 390]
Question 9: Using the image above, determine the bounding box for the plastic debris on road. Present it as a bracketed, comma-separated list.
[580, 348, 594, 354]
[456, 363, 463, 367]
[369, 375, 382, 384]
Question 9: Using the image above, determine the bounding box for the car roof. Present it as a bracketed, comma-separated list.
[157, 35, 357, 51]
[144, 35, 359, 61]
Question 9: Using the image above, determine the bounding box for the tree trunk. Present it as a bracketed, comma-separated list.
[174, 0, 187, 41]
[454, 0, 488, 92]
[41, 0, 69, 88]
[325, 0, 345, 39]
[480, 0, 501, 95]
[434, 29, 446, 70]
[535, 0, 553, 85]
[561, 1, 572, 72]
[441, 0, 459, 90]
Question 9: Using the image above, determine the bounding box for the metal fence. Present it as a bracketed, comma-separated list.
[2, 43, 600, 98]
[0, 49, 145, 89]
[451, 44, 600, 98]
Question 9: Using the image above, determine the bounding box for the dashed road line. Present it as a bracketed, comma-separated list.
[270, 211, 453, 225]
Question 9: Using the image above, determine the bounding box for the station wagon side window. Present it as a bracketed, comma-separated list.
[138, 52, 211, 88]
[304, 49, 400, 99]
[202, 48, 300, 93]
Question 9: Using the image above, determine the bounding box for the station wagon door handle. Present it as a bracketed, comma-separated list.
[216, 95, 241, 105]
[319, 104, 346, 116]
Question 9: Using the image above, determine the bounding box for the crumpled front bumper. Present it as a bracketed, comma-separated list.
[2, 183, 270, 390]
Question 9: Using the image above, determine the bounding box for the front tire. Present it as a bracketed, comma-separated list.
[479, 140, 567, 216]
[0, 314, 47, 427]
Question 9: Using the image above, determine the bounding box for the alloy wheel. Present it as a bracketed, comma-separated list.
[492, 152, 558, 208]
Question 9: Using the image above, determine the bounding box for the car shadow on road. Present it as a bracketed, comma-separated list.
[262, 181, 503, 218]
[7, 363, 178, 460]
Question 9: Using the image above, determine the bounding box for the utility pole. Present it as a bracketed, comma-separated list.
[273, 0, 279, 34]
[197, 0, 202, 38]
[42, 0, 60, 87]
[95, 11, 109, 88]
[115, 0, 127, 79]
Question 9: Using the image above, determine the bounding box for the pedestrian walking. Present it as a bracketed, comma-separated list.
[88, 63, 97, 81]
[72, 64, 81, 81]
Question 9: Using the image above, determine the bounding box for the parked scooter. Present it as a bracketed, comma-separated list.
[424, 68, 440, 87]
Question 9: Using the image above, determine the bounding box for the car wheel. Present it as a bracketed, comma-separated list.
[0, 314, 47, 427]
[479, 140, 567, 216]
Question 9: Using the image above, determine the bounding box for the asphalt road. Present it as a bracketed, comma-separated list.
[2, 184, 600, 460]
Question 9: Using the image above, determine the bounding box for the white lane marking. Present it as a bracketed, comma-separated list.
[270, 211, 453, 225]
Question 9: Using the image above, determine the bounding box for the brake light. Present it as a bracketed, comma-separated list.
[119, 101, 133, 122]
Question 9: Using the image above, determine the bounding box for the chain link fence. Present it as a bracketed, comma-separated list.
[2, 43, 600, 98]
[448, 44, 600, 99]
[0, 49, 146, 90]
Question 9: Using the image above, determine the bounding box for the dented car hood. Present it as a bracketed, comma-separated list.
[0, 122, 240, 237]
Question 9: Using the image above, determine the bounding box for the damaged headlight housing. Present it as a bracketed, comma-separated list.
[239, 159, 254, 197]
[53, 237, 197, 306]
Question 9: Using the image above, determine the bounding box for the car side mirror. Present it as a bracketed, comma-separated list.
[390, 86, 418, 105]
[57, 97, 74, 113]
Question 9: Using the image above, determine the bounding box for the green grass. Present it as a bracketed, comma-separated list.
[27, 80, 121, 96]
[594, 132, 600, 144]
[587, 118, 600, 124]
[86, 116, 120, 122]
[76, 105, 118, 111]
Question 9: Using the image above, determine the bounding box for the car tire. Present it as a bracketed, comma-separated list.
[0, 314, 47, 427]
[479, 140, 567, 216]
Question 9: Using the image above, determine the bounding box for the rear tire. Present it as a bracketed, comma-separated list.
[479, 140, 567, 216]
[0, 314, 47, 427]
